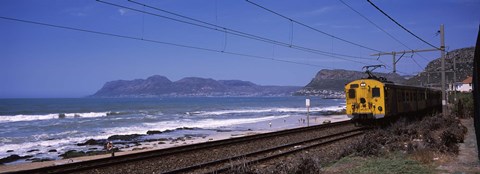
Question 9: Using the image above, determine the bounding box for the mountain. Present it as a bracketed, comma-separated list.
[405, 47, 474, 87]
[295, 46, 475, 97]
[295, 69, 406, 96]
[91, 76, 301, 97]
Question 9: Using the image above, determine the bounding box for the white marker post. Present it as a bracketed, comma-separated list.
[306, 98, 310, 126]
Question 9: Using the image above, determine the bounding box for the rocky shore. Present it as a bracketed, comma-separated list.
[0, 127, 214, 164]
[0, 114, 350, 171]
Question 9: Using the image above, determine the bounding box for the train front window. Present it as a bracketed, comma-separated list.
[372, 87, 380, 98]
[348, 89, 356, 98]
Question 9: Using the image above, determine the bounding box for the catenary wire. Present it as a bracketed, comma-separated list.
[338, 0, 431, 63]
[245, 0, 382, 53]
[366, 0, 440, 50]
[99, 0, 376, 65]
[0, 16, 343, 69]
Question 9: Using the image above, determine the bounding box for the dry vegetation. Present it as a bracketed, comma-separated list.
[343, 114, 467, 158]
[228, 112, 468, 174]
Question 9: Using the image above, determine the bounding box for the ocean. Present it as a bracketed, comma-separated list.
[0, 97, 346, 164]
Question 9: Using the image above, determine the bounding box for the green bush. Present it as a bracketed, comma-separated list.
[453, 93, 473, 118]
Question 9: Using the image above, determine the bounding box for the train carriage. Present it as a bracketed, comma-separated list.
[345, 66, 441, 121]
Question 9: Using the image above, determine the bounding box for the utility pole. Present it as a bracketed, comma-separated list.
[392, 52, 396, 73]
[371, 24, 448, 116]
[440, 24, 447, 115]
[453, 53, 457, 102]
[371, 48, 437, 73]
[371, 25, 447, 115]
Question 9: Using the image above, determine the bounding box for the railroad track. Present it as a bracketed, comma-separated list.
[10, 120, 363, 174]
[165, 127, 367, 174]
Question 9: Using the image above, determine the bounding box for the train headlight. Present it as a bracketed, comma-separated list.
[378, 106, 383, 111]
[360, 82, 366, 87]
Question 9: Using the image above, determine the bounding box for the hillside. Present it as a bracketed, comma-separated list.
[91, 75, 301, 97]
[296, 46, 475, 97]
[406, 47, 474, 86]
[295, 69, 406, 96]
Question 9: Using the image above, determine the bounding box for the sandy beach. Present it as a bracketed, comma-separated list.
[0, 114, 349, 173]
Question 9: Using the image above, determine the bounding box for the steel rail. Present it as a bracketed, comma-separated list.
[214, 131, 364, 174]
[10, 120, 354, 174]
[164, 127, 367, 174]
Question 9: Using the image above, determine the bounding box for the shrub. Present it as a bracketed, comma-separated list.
[453, 93, 473, 118]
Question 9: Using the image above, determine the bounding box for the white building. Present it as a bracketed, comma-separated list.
[455, 76, 472, 92]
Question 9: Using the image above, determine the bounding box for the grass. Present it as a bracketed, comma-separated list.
[326, 153, 434, 174]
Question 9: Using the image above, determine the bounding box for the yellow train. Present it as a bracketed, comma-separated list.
[345, 66, 442, 120]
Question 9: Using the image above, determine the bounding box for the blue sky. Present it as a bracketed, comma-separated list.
[0, 0, 478, 98]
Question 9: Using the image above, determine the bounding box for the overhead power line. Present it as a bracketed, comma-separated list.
[410, 56, 423, 70]
[0, 16, 336, 69]
[245, 0, 382, 53]
[97, 0, 376, 66]
[338, 0, 431, 63]
[366, 0, 440, 50]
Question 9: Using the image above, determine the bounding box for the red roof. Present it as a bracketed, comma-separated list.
[462, 76, 472, 84]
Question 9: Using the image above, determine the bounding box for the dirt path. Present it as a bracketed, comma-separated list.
[437, 118, 480, 173]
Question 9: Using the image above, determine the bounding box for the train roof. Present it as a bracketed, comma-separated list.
[346, 78, 441, 92]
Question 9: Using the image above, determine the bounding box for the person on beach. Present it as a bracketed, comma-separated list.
[106, 141, 114, 157]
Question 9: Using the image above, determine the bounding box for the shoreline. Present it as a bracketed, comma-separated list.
[0, 114, 349, 173]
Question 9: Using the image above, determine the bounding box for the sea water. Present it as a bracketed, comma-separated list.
[0, 97, 346, 164]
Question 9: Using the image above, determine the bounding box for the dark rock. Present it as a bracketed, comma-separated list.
[48, 149, 57, 153]
[175, 137, 186, 141]
[107, 134, 143, 141]
[6, 150, 14, 153]
[28, 158, 54, 162]
[146, 130, 163, 135]
[59, 150, 86, 159]
[0, 155, 32, 164]
[144, 138, 169, 142]
[27, 149, 39, 153]
[177, 127, 196, 130]
[58, 113, 66, 118]
[77, 139, 106, 146]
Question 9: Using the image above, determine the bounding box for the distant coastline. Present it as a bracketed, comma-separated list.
[90, 75, 301, 98]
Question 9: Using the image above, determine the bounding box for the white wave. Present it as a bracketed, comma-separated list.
[195, 106, 345, 116]
[104, 115, 291, 136]
[195, 109, 274, 116]
[0, 112, 110, 123]
[0, 114, 291, 158]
